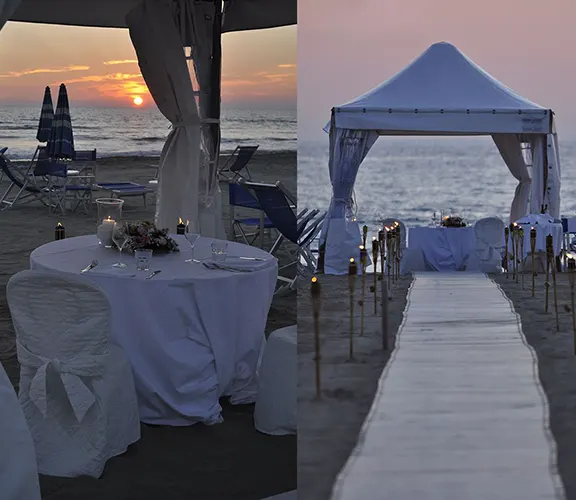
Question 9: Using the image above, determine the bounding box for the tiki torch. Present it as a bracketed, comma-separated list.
[548, 234, 559, 331]
[513, 223, 519, 283]
[311, 276, 322, 399]
[568, 257, 576, 355]
[386, 227, 392, 291]
[394, 222, 401, 281]
[530, 227, 536, 297]
[504, 226, 509, 279]
[545, 234, 551, 313]
[372, 237, 379, 315]
[362, 224, 368, 248]
[378, 229, 385, 280]
[359, 245, 368, 336]
[519, 227, 525, 290]
[348, 258, 357, 360]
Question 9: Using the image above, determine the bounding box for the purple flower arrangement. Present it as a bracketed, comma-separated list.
[117, 220, 179, 253]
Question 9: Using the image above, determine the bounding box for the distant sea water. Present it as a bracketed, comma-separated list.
[298, 136, 576, 226]
[0, 105, 296, 159]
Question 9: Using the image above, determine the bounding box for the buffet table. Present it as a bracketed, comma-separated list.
[30, 234, 278, 426]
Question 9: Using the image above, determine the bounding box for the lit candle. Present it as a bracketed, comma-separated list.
[97, 216, 115, 247]
[55, 222, 65, 241]
[177, 217, 186, 235]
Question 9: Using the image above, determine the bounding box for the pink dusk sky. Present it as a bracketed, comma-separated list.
[298, 0, 576, 140]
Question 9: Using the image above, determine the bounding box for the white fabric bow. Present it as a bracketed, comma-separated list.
[17, 341, 107, 423]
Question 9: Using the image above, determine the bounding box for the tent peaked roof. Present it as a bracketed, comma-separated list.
[339, 42, 546, 113]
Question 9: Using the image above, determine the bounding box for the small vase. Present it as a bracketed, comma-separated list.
[96, 198, 124, 248]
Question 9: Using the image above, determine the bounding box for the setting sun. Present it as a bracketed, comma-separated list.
[133, 96, 143, 106]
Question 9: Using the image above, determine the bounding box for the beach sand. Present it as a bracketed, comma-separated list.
[297, 273, 413, 500]
[493, 271, 576, 500]
[0, 150, 296, 499]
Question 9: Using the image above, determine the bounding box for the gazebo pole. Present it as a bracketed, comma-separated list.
[210, 0, 223, 184]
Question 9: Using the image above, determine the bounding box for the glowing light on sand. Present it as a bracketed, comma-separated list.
[133, 96, 143, 106]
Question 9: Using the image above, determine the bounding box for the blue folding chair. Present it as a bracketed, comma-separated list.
[218, 145, 259, 181]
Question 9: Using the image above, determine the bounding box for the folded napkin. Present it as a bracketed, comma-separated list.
[88, 266, 136, 277]
[204, 257, 272, 272]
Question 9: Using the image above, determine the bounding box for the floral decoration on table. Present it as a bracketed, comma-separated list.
[440, 215, 467, 228]
[114, 221, 180, 253]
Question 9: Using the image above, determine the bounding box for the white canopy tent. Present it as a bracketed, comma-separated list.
[1, 0, 295, 235]
[321, 42, 562, 274]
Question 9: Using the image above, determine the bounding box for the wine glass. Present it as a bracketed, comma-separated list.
[184, 233, 201, 263]
[112, 222, 128, 268]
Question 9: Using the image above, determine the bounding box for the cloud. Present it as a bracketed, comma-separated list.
[57, 73, 142, 85]
[103, 59, 139, 66]
[277, 64, 296, 68]
[0, 65, 90, 78]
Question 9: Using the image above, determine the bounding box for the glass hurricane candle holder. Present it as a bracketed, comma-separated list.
[96, 198, 124, 248]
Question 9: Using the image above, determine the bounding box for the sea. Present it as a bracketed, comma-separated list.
[0, 105, 296, 159]
[298, 137, 576, 226]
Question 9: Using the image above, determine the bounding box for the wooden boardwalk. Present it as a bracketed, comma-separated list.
[332, 273, 565, 500]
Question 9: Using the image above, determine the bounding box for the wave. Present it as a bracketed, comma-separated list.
[131, 136, 166, 143]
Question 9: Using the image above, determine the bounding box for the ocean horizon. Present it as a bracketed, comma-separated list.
[298, 136, 576, 227]
[0, 104, 296, 159]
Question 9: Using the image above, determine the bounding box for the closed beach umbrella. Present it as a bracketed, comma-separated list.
[36, 86, 54, 143]
[46, 83, 74, 159]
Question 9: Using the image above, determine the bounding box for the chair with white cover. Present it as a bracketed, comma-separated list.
[466, 217, 505, 273]
[0, 361, 41, 500]
[6, 270, 141, 478]
[254, 325, 296, 436]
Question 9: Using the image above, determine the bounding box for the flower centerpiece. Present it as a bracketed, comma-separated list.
[441, 215, 467, 228]
[114, 221, 180, 253]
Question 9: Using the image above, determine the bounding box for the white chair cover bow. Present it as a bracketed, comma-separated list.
[467, 217, 505, 272]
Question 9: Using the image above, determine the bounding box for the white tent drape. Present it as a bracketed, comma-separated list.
[492, 134, 531, 224]
[127, 0, 200, 233]
[529, 135, 546, 216]
[174, 0, 225, 238]
[546, 127, 561, 219]
[320, 125, 378, 274]
[0, 0, 21, 30]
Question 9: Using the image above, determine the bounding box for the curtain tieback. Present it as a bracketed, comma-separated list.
[172, 119, 200, 128]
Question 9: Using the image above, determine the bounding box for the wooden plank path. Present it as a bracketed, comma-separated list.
[332, 273, 565, 500]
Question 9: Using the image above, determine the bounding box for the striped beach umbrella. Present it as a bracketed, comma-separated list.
[46, 83, 74, 159]
[36, 86, 54, 143]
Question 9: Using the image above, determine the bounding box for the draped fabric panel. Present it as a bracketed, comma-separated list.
[492, 134, 531, 223]
[546, 120, 561, 218]
[127, 0, 200, 233]
[0, 0, 21, 30]
[321, 124, 378, 274]
[174, 0, 225, 237]
[529, 135, 546, 215]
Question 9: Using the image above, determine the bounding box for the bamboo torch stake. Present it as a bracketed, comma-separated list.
[519, 227, 525, 290]
[362, 224, 368, 248]
[530, 227, 536, 297]
[504, 226, 509, 279]
[545, 234, 551, 313]
[311, 276, 322, 399]
[378, 229, 385, 281]
[372, 237, 379, 315]
[348, 258, 357, 360]
[359, 245, 368, 336]
[548, 234, 559, 331]
[514, 223, 519, 284]
[386, 228, 392, 291]
[568, 257, 576, 355]
[395, 223, 401, 282]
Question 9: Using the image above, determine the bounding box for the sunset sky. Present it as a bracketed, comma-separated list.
[0, 21, 295, 108]
[299, 0, 576, 139]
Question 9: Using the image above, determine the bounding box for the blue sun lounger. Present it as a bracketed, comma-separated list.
[95, 182, 153, 208]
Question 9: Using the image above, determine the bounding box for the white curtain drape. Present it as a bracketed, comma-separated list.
[0, 0, 21, 30]
[174, 0, 225, 238]
[529, 135, 546, 215]
[127, 0, 200, 233]
[492, 134, 531, 223]
[321, 124, 378, 274]
[546, 120, 561, 218]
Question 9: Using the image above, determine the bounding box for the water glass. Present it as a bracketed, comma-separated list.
[211, 241, 228, 262]
[135, 249, 153, 271]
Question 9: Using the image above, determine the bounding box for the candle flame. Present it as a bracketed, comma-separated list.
[106, 216, 111, 221]
[57, 222, 62, 227]
[178, 217, 184, 224]
[311, 276, 318, 283]
[350, 258, 355, 263]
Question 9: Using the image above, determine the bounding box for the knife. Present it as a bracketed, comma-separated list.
[146, 270, 162, 279]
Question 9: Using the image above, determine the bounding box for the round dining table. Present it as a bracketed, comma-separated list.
[30, 234, 278, 426]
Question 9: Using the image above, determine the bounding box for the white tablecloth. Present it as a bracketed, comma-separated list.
[513, 220, 563, 258]
[30, 235, 278, 426]
[408, 227, 476, 271]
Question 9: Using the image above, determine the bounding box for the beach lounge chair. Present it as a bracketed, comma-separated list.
[95, 182, 153, 208]
[218, 145, 259, 181]
[6, 270, 141, 478]
[228, 182, 275, 247]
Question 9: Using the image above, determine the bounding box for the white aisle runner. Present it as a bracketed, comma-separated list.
[332, 273, 565, 500]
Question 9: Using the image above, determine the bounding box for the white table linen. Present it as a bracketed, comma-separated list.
[514, 217, 563, 258]
[408, 227, 476, 271]
[30, 235, 278, 426]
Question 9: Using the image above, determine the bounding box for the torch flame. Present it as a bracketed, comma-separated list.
[350, 257, 355, 263]
[178, 217, 184, 224]
[311, 276, 318, 283]
[57, 222, 62, 227]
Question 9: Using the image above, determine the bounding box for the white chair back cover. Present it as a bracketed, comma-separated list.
[6, 270, 140, 478]
[0, 362, 41, 500]
[254, 325, 296, 435]
[381, 218, 407, 250]
[468, 217, 505, 272]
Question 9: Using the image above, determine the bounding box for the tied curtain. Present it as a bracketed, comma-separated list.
[127, 0, 200, 233]
[321, 124, 378, 274]
[174, 0, 225, 238]
[0, 0, 20, 30]
[492, 134, 531, 223]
